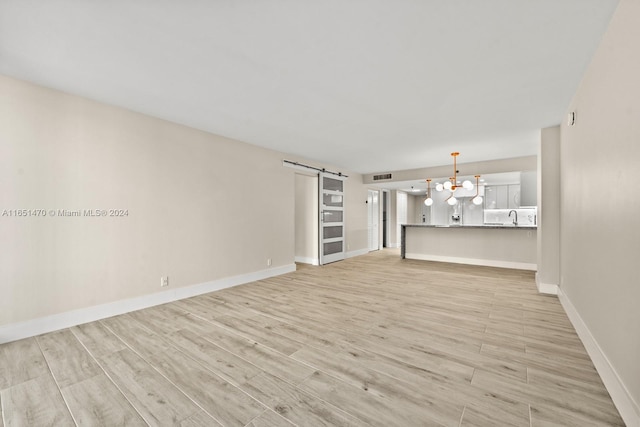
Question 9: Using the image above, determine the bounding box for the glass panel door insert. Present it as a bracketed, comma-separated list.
[319, 173, 346, 264]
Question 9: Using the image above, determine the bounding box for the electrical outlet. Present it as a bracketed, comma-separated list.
[161, 276, 169, 287]
[267, 258, 272, 267]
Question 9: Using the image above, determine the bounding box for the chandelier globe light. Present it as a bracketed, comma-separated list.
[423, 179, 434, 206]
[424, 152, 481, 206]
[471, 175, 483, 205]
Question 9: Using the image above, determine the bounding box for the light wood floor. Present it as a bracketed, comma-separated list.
[0, 249, 625, 426]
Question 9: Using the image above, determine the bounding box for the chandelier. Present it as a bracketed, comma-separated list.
[424, 152, 483, 206]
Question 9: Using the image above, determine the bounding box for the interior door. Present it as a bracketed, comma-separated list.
[319, 172, 346, 265]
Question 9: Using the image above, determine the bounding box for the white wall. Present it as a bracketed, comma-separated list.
[537, 126, 561, 293]
[395, 191, 408, 248]
[366, 189, 381, 252]
[385, 190, 410, 248]
[387, 191, 398, 247]
[561, 0, 640, 423]
[0, 75, 370, 336]
[406, 192, 417, 224]
[345, 174, 369, 255]
[294, 174, 318, 264]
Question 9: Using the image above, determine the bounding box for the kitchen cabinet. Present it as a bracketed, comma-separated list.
[485, 184, 520, 209]
[508, 184, 520, 209]
[520, 171, 537, 206]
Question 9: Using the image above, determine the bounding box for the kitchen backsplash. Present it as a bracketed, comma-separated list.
[483, 208, 537, 226]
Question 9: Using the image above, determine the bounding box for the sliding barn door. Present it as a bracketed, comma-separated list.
[319, 172, 346, 265]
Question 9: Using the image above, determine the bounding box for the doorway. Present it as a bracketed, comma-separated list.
[294, 173, 319, 265]
[367, 189, 380, 251]
[382, 190, 389, 248]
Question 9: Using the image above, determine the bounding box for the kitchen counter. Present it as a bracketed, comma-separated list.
[401, 224, 537, 270]
[404, 224, 537, 230]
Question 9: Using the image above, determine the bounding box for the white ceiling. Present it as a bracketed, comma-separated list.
[0, 1, 618, 174]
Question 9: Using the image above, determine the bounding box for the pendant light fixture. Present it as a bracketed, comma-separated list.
[424, 152, 481, 206]
[471, 175, 483, 205]
[424, 179, 433, 206]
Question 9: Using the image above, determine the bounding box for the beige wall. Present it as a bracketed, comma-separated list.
[537, 126, 561, 290]
[561, 0, 640, 419]
[0, 75, 369, 329]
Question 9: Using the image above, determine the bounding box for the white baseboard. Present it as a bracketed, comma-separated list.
[558, 288, 640, 427]
[295, 249, 367, 265]
[346, 248, 369, 258]
[0, 263, 296, 345]
[537, 282, 558, 295]
[535, 273, 559, 295]
[405, 253, 537, 271]
[387, 243, 401, 248]
[294, 256, 319, 266]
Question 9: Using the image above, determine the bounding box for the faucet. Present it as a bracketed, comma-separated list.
[508, 210, 518, 226]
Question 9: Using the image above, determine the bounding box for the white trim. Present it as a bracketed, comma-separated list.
[387, 243, 401, 248]
[558, 288, 640, 427]
[346, 248, 369, 259]
[295, 256, 319, 266]
[535, 273, 559, 295]
[0, 263, 296, 345]
[537, 282, 558, 295]
[405, 253, 537, 271]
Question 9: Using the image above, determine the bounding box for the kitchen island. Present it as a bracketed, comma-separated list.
[401, 224, 537, 270]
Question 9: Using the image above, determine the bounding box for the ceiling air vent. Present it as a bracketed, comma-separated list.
[373, 173, 392, 181]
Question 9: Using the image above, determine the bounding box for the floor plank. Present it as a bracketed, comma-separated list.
[101, 313, 173, 360]
[459, 397, 530, 427]
[298, 370, 457, 426]
[241, 372, 367, 427]
[529, 403, 621, 427]
[179, 411, 223, 426]
[37, 329, 102, 388]
[98, 348, 211, 426]
[208, 314, 304, 356]
[144, 346, 265, 427]
[0, 375, 74, 426]
[245, 409, 296, 427]
[167, 327, 263, 386]
[0, 338, 48, 389]
[61, 373, 147, 426]
[71, 320, 128, 358]
[471, 368, 624, 426]
[194, 323, 315, 385]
